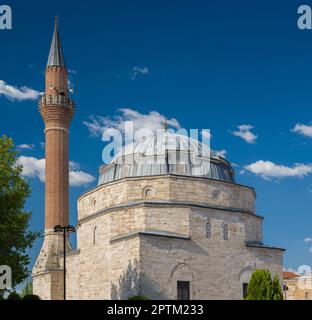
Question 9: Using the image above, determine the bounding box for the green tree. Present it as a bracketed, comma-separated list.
[7, 291, 22, 300]
[271, 275, 283, 300]
[245, 269, 283, 300]
[0, 135, 39, 296]
[20, 278, 33, 297]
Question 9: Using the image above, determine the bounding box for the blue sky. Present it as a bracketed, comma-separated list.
[1, 0, 312, 274]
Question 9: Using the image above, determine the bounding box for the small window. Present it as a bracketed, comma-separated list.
[205, 221, 211, 239]
[305, 292, 310, 299]
[223, 224, 229, 240]
[93, 226, 98, 245]
[92, 197, 96, 207]
[177, 281, 190, 300]
[243, 283, 248, 299]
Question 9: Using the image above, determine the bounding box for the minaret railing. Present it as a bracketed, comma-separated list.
[38, 94, 75, 110]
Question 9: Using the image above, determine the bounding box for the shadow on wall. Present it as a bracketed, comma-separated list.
[140, 273, 170, 300]
[111, 259, 140, 300]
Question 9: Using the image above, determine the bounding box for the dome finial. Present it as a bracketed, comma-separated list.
[163, 119, 168, 132]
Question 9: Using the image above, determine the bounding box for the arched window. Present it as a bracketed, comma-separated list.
[205, 221, 211, 239]
[223, 224, 229, 240]
[93, 226, 98, 245]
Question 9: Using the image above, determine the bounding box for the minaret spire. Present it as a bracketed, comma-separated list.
[47, 16, 66, 67]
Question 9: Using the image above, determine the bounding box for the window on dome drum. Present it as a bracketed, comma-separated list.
[223, 224, 229, 240]
[177, 281, 190, 300]
[93, 226, 97, 245]
[243, 283, 248, 299]
[205, 221, 211, 239]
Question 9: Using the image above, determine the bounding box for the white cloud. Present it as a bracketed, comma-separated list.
[202, 130, 212, 140]
[304, 236, 312, 254]
[0, 80, 41, 101]
[214, 149, 227, 158]
[18, 156, 95, 187]
[244, 160, 312, 179]
[83, 108, 181, 137]
[67, 70, 77, 94]
[231, 124, 258, 144]
[283, 267, 298, 273]
[68, 79, 74, 94]
[292, 123, 312, 138]
[18, 156, 45, 182]
[17, 144, 35, 150]
[69, 171, 95, 187]
[69, 161, 80, 171]
[131, 66, 149, 80]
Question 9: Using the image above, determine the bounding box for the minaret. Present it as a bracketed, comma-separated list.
[41, 16, 74, 232]
[33, 18, 75, 300]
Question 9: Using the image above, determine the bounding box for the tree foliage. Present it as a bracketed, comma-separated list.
[0, 135, 39, 294]
[20, 279, 33, 297]
[245, 269, 283, 300]
[7, 291, 22, 300]
[271, 275, 284, 300]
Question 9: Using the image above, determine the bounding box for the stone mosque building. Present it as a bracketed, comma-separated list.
[32, 20, 284, 300]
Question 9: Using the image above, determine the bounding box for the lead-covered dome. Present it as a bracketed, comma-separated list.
[99, 132, 235, 185]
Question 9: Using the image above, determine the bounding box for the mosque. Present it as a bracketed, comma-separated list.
[32, 20, 284, 300]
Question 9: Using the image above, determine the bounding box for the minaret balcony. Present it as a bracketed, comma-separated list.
[39, 94, 76, 110]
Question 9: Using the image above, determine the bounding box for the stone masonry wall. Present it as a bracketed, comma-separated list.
[65, 210, 141, 299]
[78, 176, 255, 221]
[33, 271, 64, 300]
[139, 235, 283, 299]
[136, 206, 280, 300]
[60, 175, 281, 300]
